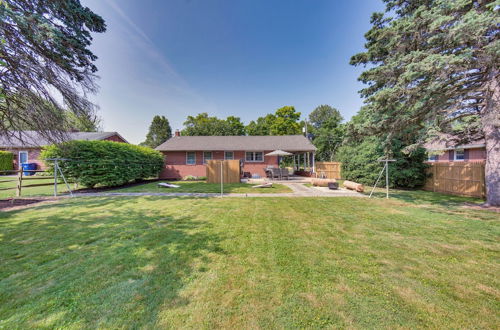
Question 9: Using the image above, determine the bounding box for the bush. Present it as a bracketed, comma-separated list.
[182, 175, 207, 181]
[41, 140, 164, 188]
[0, 151, 13, 171]
[336, 137, 382, 186]
[336, 137, 428, 188]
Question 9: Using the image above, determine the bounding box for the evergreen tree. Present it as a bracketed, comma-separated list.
[0, 0, 106, 142]
[142, 116, 172, 148]
[351, 0, 500, 205]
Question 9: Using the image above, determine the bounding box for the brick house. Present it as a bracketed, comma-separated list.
[155, 134, 317, 179]
[0, 131, 128, 169]
[424, 135, 486, 163]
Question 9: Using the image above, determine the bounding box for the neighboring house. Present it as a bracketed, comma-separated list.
[155, 133, 317, 179]
[0, 131, 129, 169]
[424, 135, 486, 162]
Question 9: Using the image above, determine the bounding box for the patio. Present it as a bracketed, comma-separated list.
[246, 178, 364, 197]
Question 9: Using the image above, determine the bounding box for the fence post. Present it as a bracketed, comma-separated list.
[54, 160, 58, 197]
[16, 170, 23, 197]
[433, 163, 437, 192]
[220, 160, 223, 197]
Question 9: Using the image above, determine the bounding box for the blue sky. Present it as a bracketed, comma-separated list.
[82, 0, 384, 144]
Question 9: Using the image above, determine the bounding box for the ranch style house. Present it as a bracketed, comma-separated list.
[155, 133, 317, 179]
[424, 135, 486, 163]
[0, 131, 128, 169]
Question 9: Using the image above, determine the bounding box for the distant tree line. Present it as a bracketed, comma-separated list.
[141, 105, 345, 158]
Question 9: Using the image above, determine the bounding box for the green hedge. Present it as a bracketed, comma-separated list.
[336, 137, 428, 188]
[41, 140, 164, 188]
[0, 151, 13, 171]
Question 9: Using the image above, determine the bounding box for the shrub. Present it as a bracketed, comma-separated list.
[182, 175, 207, 181]
[336, 137, 428, 188]
[41, 140, 164, 188]
[0, 151, 13, 171]
[336, 137, 382, 186]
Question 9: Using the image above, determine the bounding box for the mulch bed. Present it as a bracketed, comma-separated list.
[0, 180, 162, 211]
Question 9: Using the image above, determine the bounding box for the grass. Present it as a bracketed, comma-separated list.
[366, 186, 484, 206]
[307, 180, 484, 207]
[0, 175, 72, 199]
[0, 193, 498, 328]
[0, 177, 292, 199]
[112, 180, 292, 194]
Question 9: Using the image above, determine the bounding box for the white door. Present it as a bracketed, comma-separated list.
[19, 151, 28, 167]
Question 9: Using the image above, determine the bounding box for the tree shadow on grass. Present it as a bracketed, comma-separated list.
[0, 196, 226, 328]
[367, 189, 483, 209]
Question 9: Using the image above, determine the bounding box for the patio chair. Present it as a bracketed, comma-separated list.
[269, 168, 281, 180]
[280, 168, 290, 180]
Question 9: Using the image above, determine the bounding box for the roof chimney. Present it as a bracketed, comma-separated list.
[174, 129, 180, 137]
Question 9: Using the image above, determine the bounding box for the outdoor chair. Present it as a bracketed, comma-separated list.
[280, 168, 290, 180]
[269, 168, 281, 180]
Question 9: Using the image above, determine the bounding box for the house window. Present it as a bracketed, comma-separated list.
[454, 149, 465, 161]
[245, 151, 264, 162]
[186, 152, 196, 165]
[428, 154, 438, 162]
[224, 151, 234, 160]
[203, 151, 213, 164]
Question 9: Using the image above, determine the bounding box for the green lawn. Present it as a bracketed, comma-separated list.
[0, 194, 498, 328]
[0, 175, 72, 199]
[366, 186, 484, 206]
[112, 180, 292, 194]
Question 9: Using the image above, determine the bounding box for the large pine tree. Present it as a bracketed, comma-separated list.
[0, 0, 106, 141]
[351, 0, 499, 205]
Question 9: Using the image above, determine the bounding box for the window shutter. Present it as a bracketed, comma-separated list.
[464, 149, 469, 161]
[448, 150, 454, 161]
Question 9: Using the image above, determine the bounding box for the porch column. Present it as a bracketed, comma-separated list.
[303, 152, 306, 170]
[312, 152, 315, 173]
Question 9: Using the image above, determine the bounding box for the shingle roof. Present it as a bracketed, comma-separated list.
[423, 133, 485, 151]
[155, 135, 317, 152]
[0, 131, 128, 148]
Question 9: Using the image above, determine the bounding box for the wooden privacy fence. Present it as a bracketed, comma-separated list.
[206, 160, 241, 184]
[315, 162, 342, 180]
[423, 162, 485, 198]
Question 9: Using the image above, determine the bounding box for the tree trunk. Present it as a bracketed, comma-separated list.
[482, 73, 500, 206]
